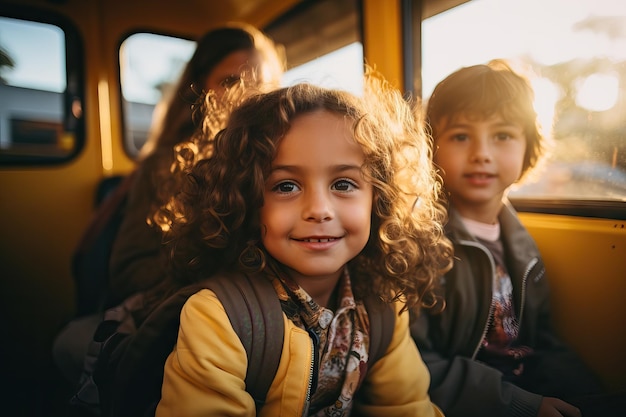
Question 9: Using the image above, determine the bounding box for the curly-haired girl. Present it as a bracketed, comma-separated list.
[154, 70, 452, 416]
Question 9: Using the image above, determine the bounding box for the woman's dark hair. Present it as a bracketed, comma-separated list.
[139, 23, 285, 158]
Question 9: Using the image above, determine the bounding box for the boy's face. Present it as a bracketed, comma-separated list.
[260, 109, 373, 292]
[433, 112, 526, 222]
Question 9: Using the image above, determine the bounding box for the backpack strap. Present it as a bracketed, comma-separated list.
[107, 272, 284, 416]
[208, 272, 284, 408]
[363, 295, 395, 368]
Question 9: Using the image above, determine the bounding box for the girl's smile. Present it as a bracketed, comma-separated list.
[290, 235, 344, 251]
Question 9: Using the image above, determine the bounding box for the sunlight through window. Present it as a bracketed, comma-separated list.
[422, 0, 626, 202]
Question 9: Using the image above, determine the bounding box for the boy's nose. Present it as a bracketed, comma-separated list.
[470, 139, 492, 163]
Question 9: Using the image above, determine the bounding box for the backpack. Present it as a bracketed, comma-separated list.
[70, 271, 395, 417]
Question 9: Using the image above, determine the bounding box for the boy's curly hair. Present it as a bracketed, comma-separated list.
[152, 68, 452, 311]
[426, 59, 546, 181]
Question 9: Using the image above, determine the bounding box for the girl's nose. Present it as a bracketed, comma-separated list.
[302, 189, 333, 222]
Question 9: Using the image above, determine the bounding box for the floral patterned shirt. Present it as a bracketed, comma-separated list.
[267, 263, 370, 416]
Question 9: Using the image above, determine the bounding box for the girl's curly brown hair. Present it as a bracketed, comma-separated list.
[151, 68, 452, 312]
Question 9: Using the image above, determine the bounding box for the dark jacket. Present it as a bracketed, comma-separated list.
[411, 201, 574, 417]
[108, 149, 171, 304]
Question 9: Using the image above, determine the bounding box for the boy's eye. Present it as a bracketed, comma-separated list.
[332, 179, 358, 192]
[272, 181, 300, 194]
[495, 130, 523, 141]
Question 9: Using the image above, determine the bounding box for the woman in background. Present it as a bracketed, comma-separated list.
[53, 22, 285, 387]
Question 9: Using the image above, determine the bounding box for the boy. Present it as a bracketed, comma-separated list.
[411, 60, 606, 417]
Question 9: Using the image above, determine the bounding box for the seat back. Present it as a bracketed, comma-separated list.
[73, 173, 134, 316]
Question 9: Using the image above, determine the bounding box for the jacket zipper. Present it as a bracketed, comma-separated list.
[462, 240, 497, 360]
[301, 328, 320, 417]
[464, 239, 541, 359]
[517, 257, 539, 331]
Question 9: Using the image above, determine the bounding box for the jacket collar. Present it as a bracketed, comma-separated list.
[446, 200, 541, 268]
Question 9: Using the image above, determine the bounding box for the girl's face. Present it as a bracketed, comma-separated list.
[434, 112, 526, 223]
[260, 109, 373, 289]
[205, 49, 260, 98]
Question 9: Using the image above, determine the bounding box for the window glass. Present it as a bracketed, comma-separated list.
[267, 0, 363, 95]
[119, 33, 195, 156]
[0, 15, 82, 163]
[281, 42, 364, 95]
[422, 0, 626, 202]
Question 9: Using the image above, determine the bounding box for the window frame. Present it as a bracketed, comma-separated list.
[0, 3, 85, 166]
[116, 29, 196, 159]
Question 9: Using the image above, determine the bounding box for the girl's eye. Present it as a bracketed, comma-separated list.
[332, 179, 358, 192]
[452, 133, 469, 142]
[272, 181, 300, 194]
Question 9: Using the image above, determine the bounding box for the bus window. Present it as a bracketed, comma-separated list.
[0, 14, 83, 164]
[267, 0, 363, 95]
[281, 42, 364, 95]
[119, 33, 195, 157]
[422, 0, 626, 210]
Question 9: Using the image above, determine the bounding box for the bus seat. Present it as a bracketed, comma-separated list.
[72, 173, 135, 316]
[95, 175, 126, 207]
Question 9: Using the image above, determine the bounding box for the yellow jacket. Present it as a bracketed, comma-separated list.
[156, 289, 443, 417]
